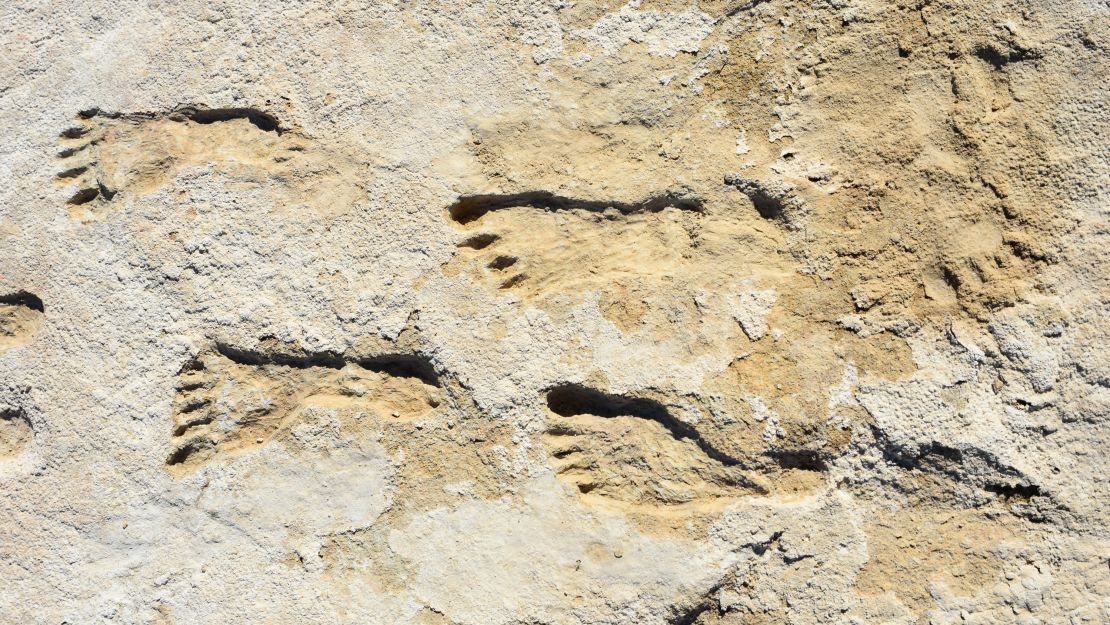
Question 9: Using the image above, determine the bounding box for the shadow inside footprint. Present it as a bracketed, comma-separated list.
[447, 191, 703, 225]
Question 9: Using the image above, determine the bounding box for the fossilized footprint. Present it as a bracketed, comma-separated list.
[0, 291, 44, 353]
[168, 345, 444, 474]
[542, 384, 768, 508]
[55, 106, 364, 221]
[0, 408, 33, 460]
[445, 192, 707, 298]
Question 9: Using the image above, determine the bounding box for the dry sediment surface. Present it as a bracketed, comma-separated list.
[1, 1, 1108, 624]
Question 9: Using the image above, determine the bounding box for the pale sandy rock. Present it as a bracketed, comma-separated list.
[728, 286, 777, 341]
[575, 2, 716, 58]
[1, 1, 1108, 624]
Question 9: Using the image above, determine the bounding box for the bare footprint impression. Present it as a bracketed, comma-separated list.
[445, 191, 707, 298]
[542, 384, 771, 511]
[0, 407, 33, 460]
[0, 291, 44, 353]
[167, 343, 444, 474]
[55, 106, 364, 221]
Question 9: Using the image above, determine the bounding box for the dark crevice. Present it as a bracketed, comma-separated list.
[766, 449, 827, 472]
[985, 481, 1042, 501]
[178, 356, 206, 374]
[214, 342, 347, 370]
[1010, 395, 1054, 413]
[746, 188, 786, 220]
[1004, 239, 1047, 262]
[165, 440, 210, 466]
[871, 427, 963, 474]
[458, 233, 499, 249]
[500, 274, 527, 289]
[448, 191, 704, 225]
[212, 342, 441, 387]
[0, 291, 44, 313]
[973, 44, 1040, 70]
[55, 166, 88, 179]
[97, 180, 117, 201]
[181, 107, 283, 134]
[67, 187, 100, 205]
[57, 145, 87, 158]
[545, 384, 740, 467]
[487, 255, 518, 270]
[723, 175, 802, 225]
[941, 265, 962, 292]
[74, 105, 283, 133]
[921, 441, 964, 463]
[749, 530, 783, 556]
[747, 530, 812, 564]
[357, 354, 441, 387]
